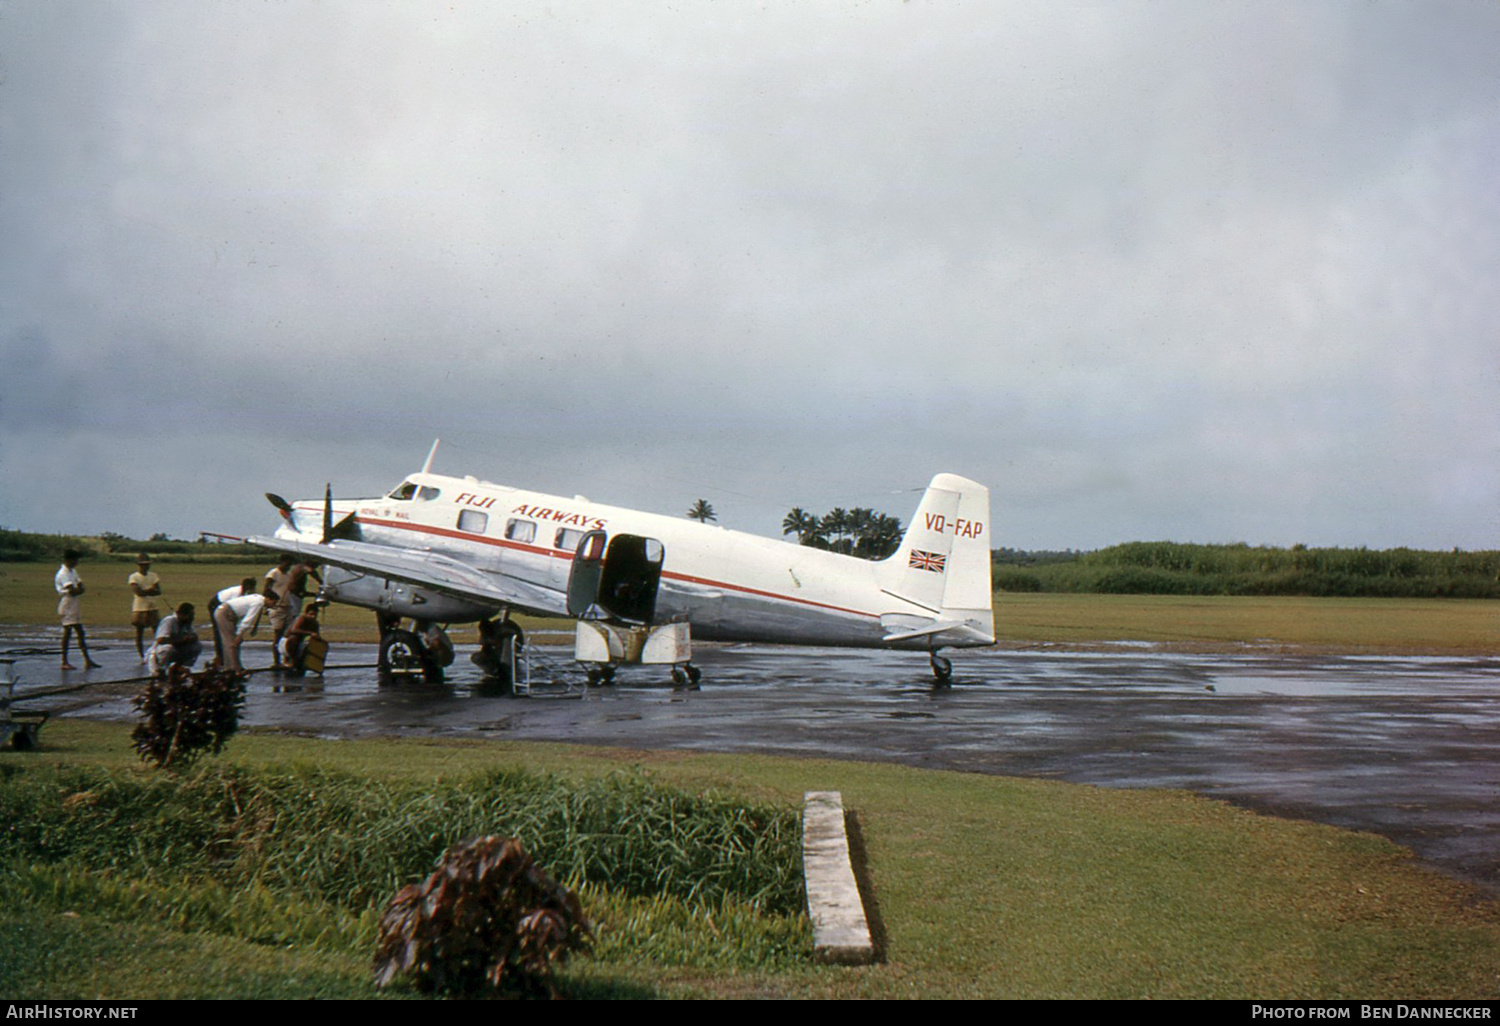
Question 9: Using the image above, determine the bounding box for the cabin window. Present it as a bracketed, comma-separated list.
[387, 482, 417, 501]
[554, 528, 583, 552]
[505, 518, 536, 544]
[416, 486, 441, 501]
[457, 510, 488, 534]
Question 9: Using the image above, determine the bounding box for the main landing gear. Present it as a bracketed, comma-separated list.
[377, 615, 454, 683]
[930, 652, 954, 685]
[472, 615, 526, 692]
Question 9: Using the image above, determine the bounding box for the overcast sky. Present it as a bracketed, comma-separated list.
[2, 1, 1496, 552]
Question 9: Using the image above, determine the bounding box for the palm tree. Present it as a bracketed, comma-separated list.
[847, 507, 876, 557]
[822, 508, 850, 554]
[782, 507, 821, 546]
[865, 513, 905, 559]
[686, 499, 717, 523]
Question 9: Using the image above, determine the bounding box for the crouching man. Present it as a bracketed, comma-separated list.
[148, 603, 203, 676]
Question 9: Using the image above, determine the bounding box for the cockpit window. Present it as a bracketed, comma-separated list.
[416, 486, 440, 501]
[387, 481, 417, 501]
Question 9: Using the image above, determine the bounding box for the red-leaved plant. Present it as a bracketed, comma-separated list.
[373, 835, 591, 997]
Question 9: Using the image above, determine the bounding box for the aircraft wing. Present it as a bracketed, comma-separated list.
[245, 534, 566, 616]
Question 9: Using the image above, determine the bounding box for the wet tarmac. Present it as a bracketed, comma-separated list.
[5, 630, 1499, 893]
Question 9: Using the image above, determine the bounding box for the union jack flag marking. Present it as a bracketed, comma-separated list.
[908, 549, 947, 573]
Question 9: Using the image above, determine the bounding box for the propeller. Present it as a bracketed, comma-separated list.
[266, 493, 295, 523]
[264, 488, 359, 542]
[320, 483, 361, 544]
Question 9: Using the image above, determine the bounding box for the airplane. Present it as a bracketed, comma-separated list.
[248, 443, 995, 687]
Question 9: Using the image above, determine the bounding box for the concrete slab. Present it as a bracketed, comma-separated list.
[802, 790, 875, 965]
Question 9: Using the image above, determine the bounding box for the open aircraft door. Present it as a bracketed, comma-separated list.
[567, 531, 666, 624]
[566, 530, 608, 618]
[569, 530, 689, 683]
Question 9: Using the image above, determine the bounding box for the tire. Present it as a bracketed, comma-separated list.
[380, 629, 426, 675]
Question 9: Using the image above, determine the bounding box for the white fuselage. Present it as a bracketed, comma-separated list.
[276, 471, 995, 650]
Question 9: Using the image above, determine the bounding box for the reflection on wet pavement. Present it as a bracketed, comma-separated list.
[5, 630, 1499, 892]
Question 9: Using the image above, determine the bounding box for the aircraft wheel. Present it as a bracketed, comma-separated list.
[671, 667, 688, 688]
[380, 629, 426, 675]
[930, 653, 954, 684]
[685, 663, 702, 688]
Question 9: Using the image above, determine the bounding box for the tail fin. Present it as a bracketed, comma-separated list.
[878, 474, 995, 645]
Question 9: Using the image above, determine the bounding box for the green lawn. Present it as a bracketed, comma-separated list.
[3, 721, 1497, 1000]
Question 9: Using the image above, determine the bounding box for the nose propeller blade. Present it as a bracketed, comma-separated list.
[266, 493, 294, 523]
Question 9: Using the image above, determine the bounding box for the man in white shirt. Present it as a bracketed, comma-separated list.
[55, 549, 101, 670]
[212, 578, 265, 671]
[148, 603, 203, 676]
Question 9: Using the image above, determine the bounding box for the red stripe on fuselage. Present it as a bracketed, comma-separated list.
[349, 514, 879, 621]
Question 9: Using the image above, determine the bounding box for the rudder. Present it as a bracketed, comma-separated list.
[880, 473, 995, 644]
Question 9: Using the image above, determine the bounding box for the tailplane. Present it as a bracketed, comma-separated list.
[878, 473, 995, 646]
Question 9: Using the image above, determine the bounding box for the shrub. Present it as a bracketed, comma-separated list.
[131, 665, 247, 769]
[994, 569, 1043, 592]
[372, 835, 590, 996]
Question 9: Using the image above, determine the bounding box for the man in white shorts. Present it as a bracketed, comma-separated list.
[55, 549, 101, 670]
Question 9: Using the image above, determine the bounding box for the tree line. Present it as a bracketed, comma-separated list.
[684, 500, 906, 560]
[994, 542, 1500, 599]
[781, 506, 904, 559]
[0, 527, 264, 563]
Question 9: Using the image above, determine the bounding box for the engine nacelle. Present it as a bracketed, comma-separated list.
[320, 566, 494, 623]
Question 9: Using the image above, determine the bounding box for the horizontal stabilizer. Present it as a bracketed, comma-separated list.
[881, 619, 966, 643]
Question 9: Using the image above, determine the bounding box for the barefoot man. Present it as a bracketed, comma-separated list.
[55, 549, 101, 670]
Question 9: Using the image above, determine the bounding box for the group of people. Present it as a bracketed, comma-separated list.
[54, 550, 325, 677]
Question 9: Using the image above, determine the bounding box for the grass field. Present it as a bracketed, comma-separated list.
[4, 560, 1497, 652]
[994, 592, 1500, 655]
[4, 561, 1499, 998]
[0, 561, 552, 644]
[4, 721, 1498, 1000]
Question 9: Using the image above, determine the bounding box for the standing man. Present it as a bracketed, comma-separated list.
[263, 555, 295, 669]
[55, 549, 101, 670]
[213, 581, 268, 673]
[128, 553, 163, 660]
[265, 557, 323, 670]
